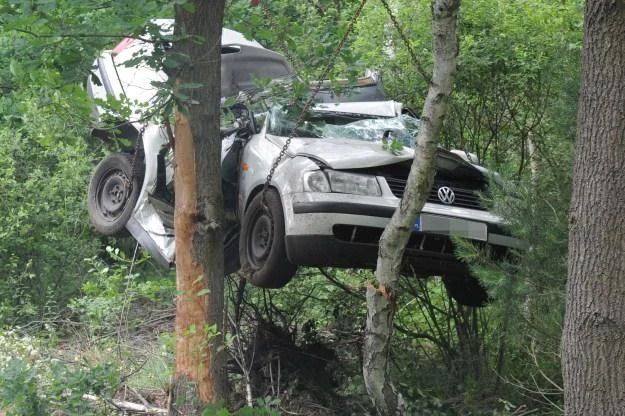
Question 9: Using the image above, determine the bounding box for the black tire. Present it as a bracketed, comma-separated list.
[442, 274, 489, 307]
[224, 226, 240, 276]
[239, 189, 297, 288]
[88, 153, 143, 236]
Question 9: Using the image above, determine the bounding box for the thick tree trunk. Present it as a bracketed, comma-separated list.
[362, 1, 460, 414]
[562, 2, 625, 415]
[170, 1, 228, 414]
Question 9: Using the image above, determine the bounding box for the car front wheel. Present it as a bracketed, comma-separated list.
[240, 189, 297, 288]
[442, 274, 489, 307]
[88, 152, 143, 236]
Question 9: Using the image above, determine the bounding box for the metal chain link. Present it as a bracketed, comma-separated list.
[122, 125, 145, 197]
[131, 125, 146, 181]
[379, 0, 431, 84]
[259, 2, 300, 73]
[260, 0, 369, 211]
[122, 125, 146, 199]
[243, 0, 368, 269]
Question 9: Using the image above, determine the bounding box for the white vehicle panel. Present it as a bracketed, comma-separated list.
[313, 100, 401, 117]
[273, 135, 413, 169]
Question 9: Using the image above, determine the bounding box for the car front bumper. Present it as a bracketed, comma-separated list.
[282, 192, 518, 276]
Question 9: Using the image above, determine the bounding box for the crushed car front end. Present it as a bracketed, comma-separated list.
[257, 101, 518, 279]
[281, 161, 516, 278]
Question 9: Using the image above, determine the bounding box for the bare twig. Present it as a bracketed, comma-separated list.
[511, 404, 539, 416]
[82, 393, 167, 414]
[317, 268, 364, 299]
[12, 28, 155, 43]
[227, 314, 256, 407]
[128, 386, 152, 409]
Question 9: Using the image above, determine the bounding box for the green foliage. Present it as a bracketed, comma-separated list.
[0, 0, 173, 326]
[226, 0, 364, 76]
[351, 0, 582, 170]
[0, 0, 583, 413]
[349, 0, 578, 411]
[443, 0, 582, 167]
[127, 332, 174, 390]
[202, 397, 280, 416]
[0, 126, 99, 324]
[0, 329, 121, 416]
[224, 269, 373, 413]
[70, 250, 175, 333]
[382, 136, 405, 155]
[353, 0, 432, 108]
[455, 140, 572, 412]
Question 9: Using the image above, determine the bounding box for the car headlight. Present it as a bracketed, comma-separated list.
[303, 171, 331, 193]
[303, 170, 382, 196]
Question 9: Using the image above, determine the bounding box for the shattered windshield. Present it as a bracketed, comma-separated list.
[267, 106, 420, 148]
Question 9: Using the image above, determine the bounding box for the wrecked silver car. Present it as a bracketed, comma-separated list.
[86, 25, 516, 306]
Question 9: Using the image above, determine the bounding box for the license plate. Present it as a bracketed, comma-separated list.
[414, 215, 422, 231]
[421, 214, 488, 241]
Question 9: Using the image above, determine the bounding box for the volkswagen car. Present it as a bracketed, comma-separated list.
[86, 23, 517, 306]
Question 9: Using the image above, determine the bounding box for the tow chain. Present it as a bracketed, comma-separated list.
[257, 0, 425, 207]
[124, 125, 145, 193]
[259, 2, 300, 73]
[379, 0, 430, 83]
[132, 126, 146, 179]
[259, 0, 369, 211]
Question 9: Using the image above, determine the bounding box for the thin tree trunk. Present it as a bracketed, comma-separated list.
[170, 1, 228, 414]
[562, 2, 625, 415]
[527, 131, 538, 180]
[362, 1, 460, 414]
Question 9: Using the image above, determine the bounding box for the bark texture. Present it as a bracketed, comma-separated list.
[362, 1, 460, 414]
[562, 2, 625, 415]
[171, 1, 227, 414]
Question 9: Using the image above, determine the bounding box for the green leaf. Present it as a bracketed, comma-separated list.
[181, 2, 195, 13]
[222, 96, 237, 107]
[9, 60, 21, 78]
[183, 324, 197, 337]
[179, 82, 205, 90]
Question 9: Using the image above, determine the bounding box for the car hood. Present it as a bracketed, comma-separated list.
[267, 135, 487, 180]
[267, 136, 414, 169]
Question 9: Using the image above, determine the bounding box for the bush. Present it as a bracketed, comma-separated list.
[0, 329, 121, 416]
[70, 249, 175, 334]
[0, 127, 100, 325]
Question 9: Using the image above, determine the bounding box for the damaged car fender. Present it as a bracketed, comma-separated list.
[135, 125, 171, 206]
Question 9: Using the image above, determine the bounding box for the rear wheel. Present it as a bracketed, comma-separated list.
[240, 189, 297, 288]
[442, 274, 489, 307]
[224, 226, 240, 275]
[88, 153, 143, 236]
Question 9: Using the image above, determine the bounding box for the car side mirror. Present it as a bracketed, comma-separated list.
[220, 125, 240, 138]
[253, 112, 266, 134]
[402, 107, 420, 118]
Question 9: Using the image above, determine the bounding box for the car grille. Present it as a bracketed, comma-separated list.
[384, 177, 485, 210]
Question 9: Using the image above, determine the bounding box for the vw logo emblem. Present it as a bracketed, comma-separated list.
[437, 186, 455, 205]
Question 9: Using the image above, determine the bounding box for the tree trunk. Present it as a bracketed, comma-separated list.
[170, 1, 228, 414]
[362, 1, 460, 414]
[562, 2, 625, 415]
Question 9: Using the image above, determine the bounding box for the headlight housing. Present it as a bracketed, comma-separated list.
[303, 171, 331, 193]
[303, 170, 382, 196]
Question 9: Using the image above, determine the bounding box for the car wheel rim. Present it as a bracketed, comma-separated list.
[249, 213, 272, 267]
[97, 170, 130, 221]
